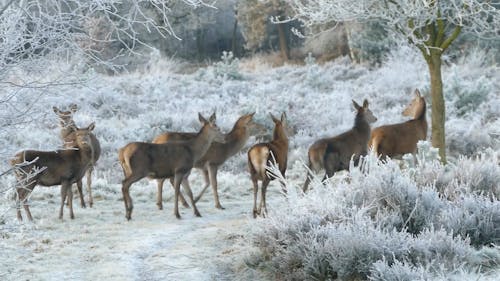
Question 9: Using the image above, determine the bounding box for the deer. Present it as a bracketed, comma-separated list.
[53, 104, 101, 208]
[152, 112, 263, 210]
[118, 113, 225, 220]
[248, 112, 288, 218]
[368, 89, 427, 159]
[10, 123, 96, 221]
[302, 100, 377, 192]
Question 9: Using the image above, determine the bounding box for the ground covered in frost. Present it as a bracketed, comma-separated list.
[0, 46, 499, 280]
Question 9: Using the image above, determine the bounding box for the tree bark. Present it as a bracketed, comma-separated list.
[427, 51, 446, 163]
[277, 23, 289, 62]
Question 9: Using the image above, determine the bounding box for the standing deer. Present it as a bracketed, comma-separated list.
[153, 112, 263, 210]
[53, 104, 101, 208]
[369, 89, 427, 159]
[118, 113, 225, 220]
[248, 112, 288, 218]
[10, 123, 96, 221]
[303, 100, 377, 192]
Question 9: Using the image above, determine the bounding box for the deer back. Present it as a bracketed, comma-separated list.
[369, 89, 427, 157]
[120, 113, 224, 179]
[324, 99, 377, 169]
[12, 123, 95, 186]
[248, 113, 288, 179]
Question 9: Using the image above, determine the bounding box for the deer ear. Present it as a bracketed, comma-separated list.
[199, 113, 208, 124]
[69, 104, 78, 113]
[245, 112, 255, 123]
[87, 122, 95, 131]
[352, 100, 361, 110]
[363, 99, 369, 109]
[415, 89, 421, 98]
[209, 112, 216, 123]
[281, 112, 287, 123]
[270, 113, 279, 123]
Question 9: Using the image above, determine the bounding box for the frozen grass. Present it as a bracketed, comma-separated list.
[0, 45, 498, 280]
[225, 146, 500, 280]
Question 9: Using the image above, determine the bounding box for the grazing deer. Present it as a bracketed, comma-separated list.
[10, 123, 96, 221]
[153, 112, 263, 210]
[118, 113, 225, 220]
[303, 100, 377, 192]
[369, 89, 427, 159]
[53, 104, 101, 208]
[248, 113, 288, 218]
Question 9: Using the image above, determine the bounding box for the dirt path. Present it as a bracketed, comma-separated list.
[0, 189, 254, 281]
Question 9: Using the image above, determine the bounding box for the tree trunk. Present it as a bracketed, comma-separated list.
[277, 23, 289, 62]
[427, 51, 447, 163]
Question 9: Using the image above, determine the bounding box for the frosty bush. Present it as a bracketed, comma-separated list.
[369, 259, 429, 281]
[449, 76, 490, 117]
[435, 150, 500, 199]
[438, 195, 500, 247]
[235, 149, 500, 280]
[349, 21, 394, 66]
[213, 51, 243, 80]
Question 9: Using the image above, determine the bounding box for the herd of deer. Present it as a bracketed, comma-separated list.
[10, 89, 427, 222]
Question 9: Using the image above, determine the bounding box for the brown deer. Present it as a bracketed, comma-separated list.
[10, 123, 96, 221]
[53, 104, 101, 208]
[302, 100, 377, 192]
[248, 112, 288, 218]
[153, 112, 263, 210]
[369, 89, 427, 159]
[118, 113, 225, 220]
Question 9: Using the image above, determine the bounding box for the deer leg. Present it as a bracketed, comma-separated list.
[323, 153, 340, 185]
[173, 174, 183, 219]
[169, 178, 189, 208]
[59, 184, 68, 220]
[302, 172, 312, 193]
[65, 182, 75, 219]
[122, 176, 139, 221]
[86, 167, 93, 208]
[251, 176, 259, 218]
[260, 178, 271, 218]
[76, 180, 86, 208]
[194, 168, 210, 203]
[181, 177, 201, 217]
[208, 165, 224, 209]
[156, 178, 165, 210]
[16, 185, 31, 222]
[15, 190, 23, 221]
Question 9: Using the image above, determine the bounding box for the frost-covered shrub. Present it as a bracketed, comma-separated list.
[237, 147, 500, 280]
[438, 196, 500, 247]
[448, 76, 490, 117]
[436, 150, 500, 199]
[345, 154, 444, 234]
[369, 259, 429, 281]
[349, 20, 394, 66]
[213, 51, 243, 80]
[303, 53, 324, 90]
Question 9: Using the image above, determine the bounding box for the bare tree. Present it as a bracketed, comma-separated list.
[0, 0, 213, 137]
[287, 0, 499, 162]
[236, 0, 293, 61]
[0, 0, 211, 77]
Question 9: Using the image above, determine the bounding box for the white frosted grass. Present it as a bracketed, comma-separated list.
[0, 46, 498, 280]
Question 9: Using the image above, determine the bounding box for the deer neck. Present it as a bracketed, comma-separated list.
[224, 127, 250, 155]
[60, 121, 78, 139]
[353, 112, 371, 138]
[415, 100, 426, 121]
[189, 127, 216, 162]
[76, 144, 93, 166]
[272, 126, 289, 149]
